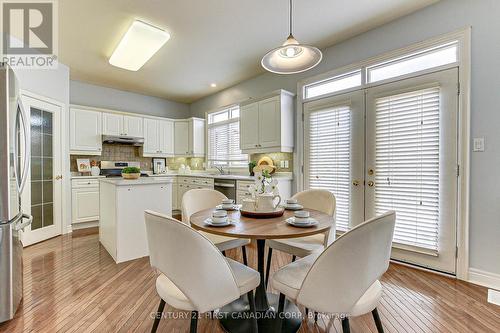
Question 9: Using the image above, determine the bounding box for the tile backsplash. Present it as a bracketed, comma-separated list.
[166, 157, 205, 171]
[70, 144, 152, 172]
[249, 152, 293, 172]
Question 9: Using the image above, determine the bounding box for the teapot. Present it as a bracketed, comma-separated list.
[255, 193, 281, 212]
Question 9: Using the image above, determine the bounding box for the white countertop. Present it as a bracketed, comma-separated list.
[71, 174, 105, 179]
[100, 177, 173, 186]
[149, 172, 293, 181]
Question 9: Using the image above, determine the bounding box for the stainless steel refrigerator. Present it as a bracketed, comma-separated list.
[0, 63, 32, 323]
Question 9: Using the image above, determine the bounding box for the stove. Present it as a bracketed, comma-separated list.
[100, 161, 149, 178]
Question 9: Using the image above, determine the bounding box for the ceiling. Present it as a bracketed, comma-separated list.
[59, 0, 438, 103]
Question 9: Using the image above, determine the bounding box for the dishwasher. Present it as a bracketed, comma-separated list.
[214, 179, 237, 201]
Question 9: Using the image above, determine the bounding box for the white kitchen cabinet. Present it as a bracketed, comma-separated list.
[239, 90, 294, 153]
[189, 118, 205, 157]
[159, 120, 174, 156]
[70, 107, 102, 155]
[71, 178, 100, 224]
[174, 120, 189, 156]
[103, 113, 143, 137]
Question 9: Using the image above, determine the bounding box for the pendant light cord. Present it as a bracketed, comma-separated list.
[289, 0, 293, 36]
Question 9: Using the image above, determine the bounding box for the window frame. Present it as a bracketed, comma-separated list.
[206, 105, 248, 169]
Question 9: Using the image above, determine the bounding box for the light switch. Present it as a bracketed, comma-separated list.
[284, 160, 289, 168]
[473, 137, 484, 152]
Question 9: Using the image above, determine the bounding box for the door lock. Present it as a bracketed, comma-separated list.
[352, 180, 360, 186]
[367, 181, 375, 187]
[368, 169, 374, 176]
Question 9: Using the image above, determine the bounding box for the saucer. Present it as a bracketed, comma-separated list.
[215, 204, 241, 211]
[282, 203, 304, 211]
[204, 218, 234, 227]
[285, 217, 319, 228]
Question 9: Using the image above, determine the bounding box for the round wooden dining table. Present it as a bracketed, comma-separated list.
[190, 208, 333, 333]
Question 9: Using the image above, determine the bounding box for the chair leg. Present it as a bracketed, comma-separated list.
[372, 308, 384, 333]
[190, 311, 198, 333]
[276, 293, 286, 332]
[222, 250, 226, 256]
[242, 246, 248, 266]
[247, 291, 258, 333]
[314, 311, 318, 322]
[151, 299, 165, 333]
[291, 255, 296, 262]
[265, 247, 273, 288]
[341, 316, 350, 333]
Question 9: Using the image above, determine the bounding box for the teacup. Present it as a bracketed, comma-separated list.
[294, 210, 310, 223]
[286, 199, 298, 205]
[221, 199, 235, 209]
[212, 210, 228, 224]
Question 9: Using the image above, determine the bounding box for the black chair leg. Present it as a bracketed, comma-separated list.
[314, 311, 318, 322]
[341, 316, 350, 333]
[190, 311, 198, 333]
[222, 250, 226, 256]
[242, 246, 248, 265]
[151, 299, 165, 333]
[247, 291, 258, 333]
[372, 308, 384, 333]
[276, 293, 286, 332]
[265, 247, 273, 288]
[291, 255, 296, 262]
[305, 307, 309, 317]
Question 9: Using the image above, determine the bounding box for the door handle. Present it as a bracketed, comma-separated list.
[367, 181, 375, 187]
[352, 180, 360, 186]
[55, 175, 63, 180]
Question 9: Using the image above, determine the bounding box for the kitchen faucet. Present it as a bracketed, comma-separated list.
[215, 165, 227, 175]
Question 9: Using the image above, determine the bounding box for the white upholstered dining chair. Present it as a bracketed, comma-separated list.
[265, 189, 336, 286]
[271, 211, 396, 333]
[144, 210, 260, 333]
[182, 189, 251, 263]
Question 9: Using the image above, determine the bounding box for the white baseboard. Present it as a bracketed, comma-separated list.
[468, 268, 500, 290]
[71, 221, 99, 231]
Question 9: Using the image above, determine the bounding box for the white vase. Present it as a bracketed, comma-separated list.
[90, 166, 100, 176]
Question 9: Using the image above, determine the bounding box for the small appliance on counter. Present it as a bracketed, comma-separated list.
[100, 161, 149, 178]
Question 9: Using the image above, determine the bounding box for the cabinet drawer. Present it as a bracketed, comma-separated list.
[71, 178, 100, 188]
[237, 181, 254, 191]
[193, 178, 214, 186]
[236, 189, 252, 204]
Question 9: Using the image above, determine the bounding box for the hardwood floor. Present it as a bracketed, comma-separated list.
[1, 229, 499, 333]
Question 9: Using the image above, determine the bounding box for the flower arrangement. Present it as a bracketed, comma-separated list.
[248, 167, 279, 197]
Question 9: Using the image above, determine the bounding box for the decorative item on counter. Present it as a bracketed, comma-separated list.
[153, 158, 167, 174]
[185, 165, 191, 174]
[248, 161, 257, 176]
[241, 165, 283, 218]
[178, 164, 186, 174]
[77, 158, 91, 173]
[257, 156, 276, 174]
[121, 166, 141, 179]
[90, 160, 100, 176]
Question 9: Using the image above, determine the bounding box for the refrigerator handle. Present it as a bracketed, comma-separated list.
[15, 213, 33, 231]
[14, 98, 30, 194]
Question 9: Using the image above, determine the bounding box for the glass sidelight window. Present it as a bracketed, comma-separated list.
[30, 108, 53, 230]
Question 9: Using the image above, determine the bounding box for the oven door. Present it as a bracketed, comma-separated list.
[214, 179, 236, 201]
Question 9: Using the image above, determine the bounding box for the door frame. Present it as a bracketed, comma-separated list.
[295, 27, 471, 280]
[20, 90, 67, 246]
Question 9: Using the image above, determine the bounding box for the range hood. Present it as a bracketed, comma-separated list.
[102, 135, 144, 146]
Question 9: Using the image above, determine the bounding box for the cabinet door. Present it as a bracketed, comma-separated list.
[172, 183, 178, 210]
[70, 108, 102, 153]
[174, 121, 189, 155]
[102, 113, 123, 135]
[123, 115, 143, 137]
[258, 96, 281, 148]
[143, 118, 160, 154]
[189, 119, 205, 156]
[240, 102, 260, 150]
[71, 188, 100, 223]
[159, 120, 174, 155]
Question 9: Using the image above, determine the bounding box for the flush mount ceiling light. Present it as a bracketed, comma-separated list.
[109, 20, 170, 71]
[261, 0, 322, 74]
[210, 83, 217, 87]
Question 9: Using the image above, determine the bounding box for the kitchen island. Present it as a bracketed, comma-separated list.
[99, 177, 173, 263]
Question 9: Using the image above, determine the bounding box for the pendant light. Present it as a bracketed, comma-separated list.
[261, 0, 322, 74]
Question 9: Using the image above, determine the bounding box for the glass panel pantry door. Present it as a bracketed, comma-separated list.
[365, 68, 459, 274]
[20, 95, 62, 247]
[303, 90, 365, 231]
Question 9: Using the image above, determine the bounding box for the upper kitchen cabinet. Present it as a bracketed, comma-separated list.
[174, 118, 205, 157]
[239, 90, 294, 153]
[143, 118, 174, 157]
[102, 113, 143, 137]
[70, 107, 102, 155]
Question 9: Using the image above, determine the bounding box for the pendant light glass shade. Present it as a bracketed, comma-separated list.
[261, 0, 322, 74]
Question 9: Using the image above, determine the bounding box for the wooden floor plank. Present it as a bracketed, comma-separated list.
[1, 231, 499, 333]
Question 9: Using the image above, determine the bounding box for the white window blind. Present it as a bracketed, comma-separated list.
[207, 106, 247, 167]
[375, 87, 440, 251]
[308, 106, 351, 231]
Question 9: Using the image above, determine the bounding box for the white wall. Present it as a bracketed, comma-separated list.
[190, 0, 500, 277]
[70, 80, 190, 118]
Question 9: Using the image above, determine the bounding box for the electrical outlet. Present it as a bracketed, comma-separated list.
[473, 137, 484, 152]
[280, 160, 285, 168]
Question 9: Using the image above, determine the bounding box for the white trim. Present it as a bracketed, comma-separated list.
[468, 268, 500, 291]
[488, 289, 500, 306]
[296, 27, 471, 280]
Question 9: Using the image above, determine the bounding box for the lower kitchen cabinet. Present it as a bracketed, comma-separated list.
[71, 177, 101, 224]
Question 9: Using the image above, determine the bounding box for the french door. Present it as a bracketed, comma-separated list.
[20, 94, 63, 246]
[304, 68, 459, 274]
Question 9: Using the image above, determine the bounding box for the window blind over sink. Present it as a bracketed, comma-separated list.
[374, 87, 440, 252]
[308, 105, 351, 231]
